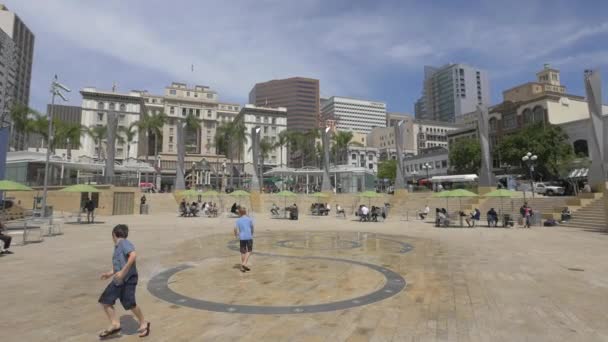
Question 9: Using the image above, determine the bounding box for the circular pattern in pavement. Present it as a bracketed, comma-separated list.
[148, 232, 412, 314]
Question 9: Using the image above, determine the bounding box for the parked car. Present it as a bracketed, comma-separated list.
[534, 182, 565, 196]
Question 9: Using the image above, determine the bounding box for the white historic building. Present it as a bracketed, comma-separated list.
[235, 105, 288, 169]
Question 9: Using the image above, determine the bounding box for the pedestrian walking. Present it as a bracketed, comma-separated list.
[234, 207, 254, 272]
[98, 224, 150, 338]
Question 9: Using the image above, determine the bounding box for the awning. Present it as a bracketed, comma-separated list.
[567, 168, 589, 179]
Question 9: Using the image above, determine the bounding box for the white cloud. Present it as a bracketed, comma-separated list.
[9, 0, 608, 110]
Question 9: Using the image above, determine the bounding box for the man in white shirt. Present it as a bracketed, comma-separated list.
[419, 205, 430, 220]
[361, 205, 370, 221]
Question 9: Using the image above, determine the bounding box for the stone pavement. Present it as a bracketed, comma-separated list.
[2, 213, 608, 341]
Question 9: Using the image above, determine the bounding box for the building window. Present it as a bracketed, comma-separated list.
[186, 91, 190, 97]
[182, 108, 186, 116]
[207, 110, 212, 117]
[196, 109, 200, 117]
[264, 126, 268, 134]
[170, 106, 175, 114]
[368, 155, 373, 161]
[441, 160, 447, 168]
[169, 136, 173, 143]
[168, 144, 173, 152]
[369, 164, 373, 170]
[272, 118, 276, 124]
[351, 153, 356, 160]
[119, 103, 126, 111]
[109, 103, 115, 110]
[206, 93, 213, 99]
[169, 127, 174, 134]
[97, 113, 104, 121]
[170, 90, 176, 95]
[97, 102, 104, 110]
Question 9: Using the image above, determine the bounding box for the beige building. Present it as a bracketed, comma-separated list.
[367, 119, 460, 157]
[502, 64, 566, 103]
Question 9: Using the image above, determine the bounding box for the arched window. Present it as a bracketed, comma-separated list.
[532, 106, 544, 123]
[119, 103, 126, 111]
[109, 103, 115, 110]
[97, 102, 104, 110]
[523, 108, 533, 124]
[573, 139, 589, 157]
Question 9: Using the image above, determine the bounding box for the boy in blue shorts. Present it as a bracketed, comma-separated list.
[234, 207, 254, 272]
[98, 224, 150, 338]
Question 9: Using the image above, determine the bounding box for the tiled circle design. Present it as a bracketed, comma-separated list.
[148, 233, 411, 315]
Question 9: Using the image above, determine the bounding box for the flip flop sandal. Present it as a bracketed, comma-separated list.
[138, 322, 151, 338]
[99, 327, 121, 338]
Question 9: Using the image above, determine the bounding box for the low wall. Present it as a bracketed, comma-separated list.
[6, 186, 141, 216]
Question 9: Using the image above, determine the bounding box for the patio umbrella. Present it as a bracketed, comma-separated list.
[59, 184, 100, 193]
[433, 190, 453, 212]
[359, 190, 382, 207]
[178, 189, 199, 198]
[309, 192, 329, 201]
[448, 189, 479, 213]
[228, 190, 250, 206]
[60, 184, 100, 221]
[0, 180, 33, 220]
[483, 189, 514, 216]
[0, 180, 33, 191]
[275, 190, 296, 216]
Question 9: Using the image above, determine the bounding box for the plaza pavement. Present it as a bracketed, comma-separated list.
[2, 212, 608, 342]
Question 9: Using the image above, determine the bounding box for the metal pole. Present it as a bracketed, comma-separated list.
[41, 90, 56, 217]
[529, 164, 535, 199]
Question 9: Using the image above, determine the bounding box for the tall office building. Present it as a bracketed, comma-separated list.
[414, 64, 490, 123]
[0, 4, 34, 150]
[249, 77, 320, 132]
[320, 96, 386, 134]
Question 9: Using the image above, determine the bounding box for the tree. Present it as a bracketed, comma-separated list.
[497, 123, 573, 179]
[137, 111, 167, 158]
[9, 104, 40, 144]
[82, 125, 108, 160]
[449, 138, 481, 174]
[232, 121, 249, 186]
[378, 159, 397, 181]
[274, 130, 290, 168]
[54, 120, 83, 158]
[176, 113, 202, 189]
[332, 131, 363, 165]
[119, 122, 139, 160]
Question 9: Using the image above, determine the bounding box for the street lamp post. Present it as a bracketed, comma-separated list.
[521, 152, 538, 199]
[41, 76, 70, 218]
[422, 162, 433, 189]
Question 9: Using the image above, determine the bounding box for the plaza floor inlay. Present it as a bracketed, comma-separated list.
[148, 231, 412, 314]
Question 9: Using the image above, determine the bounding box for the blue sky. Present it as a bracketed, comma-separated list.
[9, 0, 608, 114]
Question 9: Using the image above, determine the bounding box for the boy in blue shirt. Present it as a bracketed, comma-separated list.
[234, 207, 254, 272]
[98, 224, 150, 338]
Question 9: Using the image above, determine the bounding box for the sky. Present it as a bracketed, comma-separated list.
[9, 0, 608, 114]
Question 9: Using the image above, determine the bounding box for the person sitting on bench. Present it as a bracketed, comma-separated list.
[466, 208, 481, 227]
[0, 220, 13, 254]
[230, 202, 239, 215]
[270, 203, 280, 217]
[560, 207, 571, 222]
[179, 198, 188, 217]
[419, 205, 430, 220]
[487, 208, 498, 227]
[336, 204, 346, 217]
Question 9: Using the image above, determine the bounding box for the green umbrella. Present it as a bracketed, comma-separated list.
[484, 189, 514, 217]
[228, 190, 250, 206]
[310, 192, 329, 199]
[59, 184, 100, 193]
[275, 190, 296, 216]
[0, 180, 33, 191]
[433, 190, 453, 211]
[60, 184, 100, 222]
[178, 189, 199, 198]
[359, 190, 382, 206]
[201, 190, 220, 197]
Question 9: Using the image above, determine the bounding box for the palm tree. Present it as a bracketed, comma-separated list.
[332, 131, 362, 165]
[274, 130, 290, 168]
[82, 125, 108, 160]
[9, 104, 40, 148]
[175, 113, 202, 190]
[232, 121, 249, 188]
[54, 120, 83, 158]
[137, 111, 167, 158]
[119, 122, 138, 160]
[212, 125, 229, 190]
[305, 128, 320, 167]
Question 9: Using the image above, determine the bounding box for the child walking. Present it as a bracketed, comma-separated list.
[98, 224, 150, 338]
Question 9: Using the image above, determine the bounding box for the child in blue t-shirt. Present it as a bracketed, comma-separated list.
[98, 224, 151, 338]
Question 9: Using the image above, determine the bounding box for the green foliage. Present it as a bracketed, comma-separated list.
[137, 111, 167, 156]
[497, 123, 574, 179]
[332, 130, 363, 165]
[378, 159, 397, 181]
[449, 138, 481, 174]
